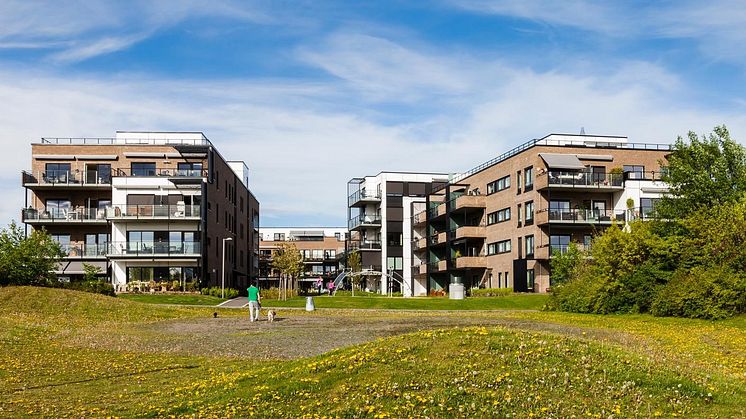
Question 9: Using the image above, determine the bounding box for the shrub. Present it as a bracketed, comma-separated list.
[546, 274, 605, 313]
[592, 262, 669, 314]
[200, 286, 239, 299]
[56, 280, 116, 297]
[471, 288, 513, 297]
[651, 266, 746, 320]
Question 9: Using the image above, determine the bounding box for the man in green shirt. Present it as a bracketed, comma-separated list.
[247, 284, 261, 322]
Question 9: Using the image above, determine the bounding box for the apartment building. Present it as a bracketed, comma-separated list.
[347, 172, 449, 296]
[21, 131, 260, 291]
[412, 134, 670, 295]
[258, 227, 347, 288]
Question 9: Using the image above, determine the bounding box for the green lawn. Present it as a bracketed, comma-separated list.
[263, 294, 549, 310]
[118, 293, 227, 306]
[1, 286, 744, 417]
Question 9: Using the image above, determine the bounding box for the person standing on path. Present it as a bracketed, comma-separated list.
[247, 283, 261, 322]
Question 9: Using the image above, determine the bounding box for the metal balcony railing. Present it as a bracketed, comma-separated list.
[40, 137, 212, 146]
[107, 241, 201, 256]
[546, 208, 627, 223]
[22, 170, 112, 186]
[349, 240, 382, 251]
[107, 204, 200, 219]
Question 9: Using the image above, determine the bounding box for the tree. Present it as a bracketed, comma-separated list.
[659, 125, 746, 219]
[0, 222, 64, 286]
[271, 242, 303, 300]
[346, 251, 363, 292]
[549, 244, 582, 285]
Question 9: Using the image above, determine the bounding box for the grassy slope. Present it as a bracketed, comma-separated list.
[263, 294, 549, 310]
[118, 293, 227, 306]
[0, 286, 744, 417]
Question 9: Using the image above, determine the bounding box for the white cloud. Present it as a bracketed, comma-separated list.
[0, 30, 744, 228]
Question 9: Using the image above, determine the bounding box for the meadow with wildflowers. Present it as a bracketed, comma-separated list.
[1, 286, 744, 417]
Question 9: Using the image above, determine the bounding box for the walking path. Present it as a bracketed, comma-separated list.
[217, 297, 247, 308]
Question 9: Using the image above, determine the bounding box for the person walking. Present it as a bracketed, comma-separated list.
[247, 283, 261, 322]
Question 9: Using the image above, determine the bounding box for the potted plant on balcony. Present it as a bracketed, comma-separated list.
[609, 167, 624, 186]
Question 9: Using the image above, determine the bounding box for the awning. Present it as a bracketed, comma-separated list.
[539, 153, 586, 170]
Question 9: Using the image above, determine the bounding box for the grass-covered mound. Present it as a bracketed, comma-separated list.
[1, 287, 744, 417]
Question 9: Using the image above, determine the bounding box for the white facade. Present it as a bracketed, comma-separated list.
[259, 227, 347, 241]
[349, 171, 449, 297]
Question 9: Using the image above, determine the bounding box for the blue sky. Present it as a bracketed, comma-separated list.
[1, 0, 745, 228]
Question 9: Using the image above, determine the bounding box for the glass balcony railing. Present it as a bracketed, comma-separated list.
[348, 214, 382, 229]
[348, 240, 382, 251]
[22, 170, 112, 186]
[60, 243, 109, 258]
[107, 204, 201, 219]
[347, 190, 381, 206]
[547, 208, 627, 223]
[114, 168, 207, 177]
[547, 171, 624, 188]
[22, 207, 108, 222]
[108, 241, 201, 256]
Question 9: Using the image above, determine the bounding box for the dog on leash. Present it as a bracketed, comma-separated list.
[267, 309, 277, 323]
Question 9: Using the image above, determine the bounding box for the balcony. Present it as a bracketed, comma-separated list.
[113, 168, 207, 178]
[536, 208, 626, 226]
[453, 256, 486, 269]
[22, 170, 112, 189]
[107, 241, 201, 257]
[451, 194, 486, 211]
[349, 240, 382, 251]
[547, 244, 592, 258]
[428, 260, 448, 273]
[412, 210, 428, 226]
[348, 190, 381, 207]
[107, 204, 201, 221]
[450, 225, 486, 240]
[413, 237, 427, 250]
[60, 243, 108, 258]
[22, 207, 108, 224]
[536, 171, 624, 191]
[428, 231, 447, 247]
[348, 214, 382, 231]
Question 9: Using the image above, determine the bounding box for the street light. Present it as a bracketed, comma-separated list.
[221, 237, 233, 299]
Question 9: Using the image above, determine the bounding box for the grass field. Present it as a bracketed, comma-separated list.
[118, 293, 227, 306]
[1, 286, 745, 417]
[263, 294, 549, 310]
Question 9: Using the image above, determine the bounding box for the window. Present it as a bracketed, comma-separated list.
[525, 235, 534, 258]
[497, 272, 502, 288]
[386, 182, 404, 197]
[85, 233, 108, 257]
[335, 232, 341, 240]
[550, 235, 571, 256]
[177, 162, 202, 177]
[517, 203, 522, 226]
[623, 165, 645, 179]
[524, 201, 534, 225]
[45, 163, 71, 183]
[504, 271, 509, 288]
[45, 199, 71, 219]
[273, 233, 285, 241]
[584, 235, 592, 252]
[386, 257, 403, 270]
[131, 162, 156, 177]
[549, 200, 571, 220]
[86, 163, 111, 184]
[516, 171, 522, 193]
[524, 166, 534, 191]
[641, 198, 660, 218]
[325, 249, 336, 259]
[487, 239, 511, 255]
[527, 269, 535, 291]
[487, 207, 511, 225]
[51, 234, 71, 254]
[487, 175, 510, 195]
[387, 233, 402, 246]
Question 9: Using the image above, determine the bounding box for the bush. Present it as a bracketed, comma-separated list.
[471, 288, 513, 297]
[593, 262, 669, 314]
[200, 287, 239, 299]
[651, 266, 746, 320]
[56, 280, 116, 297]
[546, 274, 605, 313]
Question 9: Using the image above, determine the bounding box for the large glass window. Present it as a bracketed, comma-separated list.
[640, 198, 660, 218]
[86, 163, 111, 184]
[487, 175, 511, 195]
[387, 257, 403, 270]
[524, 201, 534, 224]
[524, 167, 534, 191]
[527, 269, 535, 291]
[45, 163, 71, 183]
[623, 165, 645, 179]
[177, 162, 203, 177]
[131, 162, 156, 176]
[46, 199, 71, 219]
[550, 235, 571, 255]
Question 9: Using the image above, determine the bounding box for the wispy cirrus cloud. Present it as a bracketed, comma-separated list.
[0, 0, 273, 63]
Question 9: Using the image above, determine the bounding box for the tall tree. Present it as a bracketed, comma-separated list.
[271, 242, 303, 298]
[659, 125, 746, 219]
[0, 222, 64, 286]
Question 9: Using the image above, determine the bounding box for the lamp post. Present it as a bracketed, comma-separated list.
[221, 237, 233, 299]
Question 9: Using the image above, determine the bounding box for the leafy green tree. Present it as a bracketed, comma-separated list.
[680, 197, 746, 271]
[659, 125, 746, 219]
[549, 244, 583, 285]
[346, 251, 361, 273]
[271, 242, 303, 297]
[0, 222, 64, 286]
[82, 263, 103, 282]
